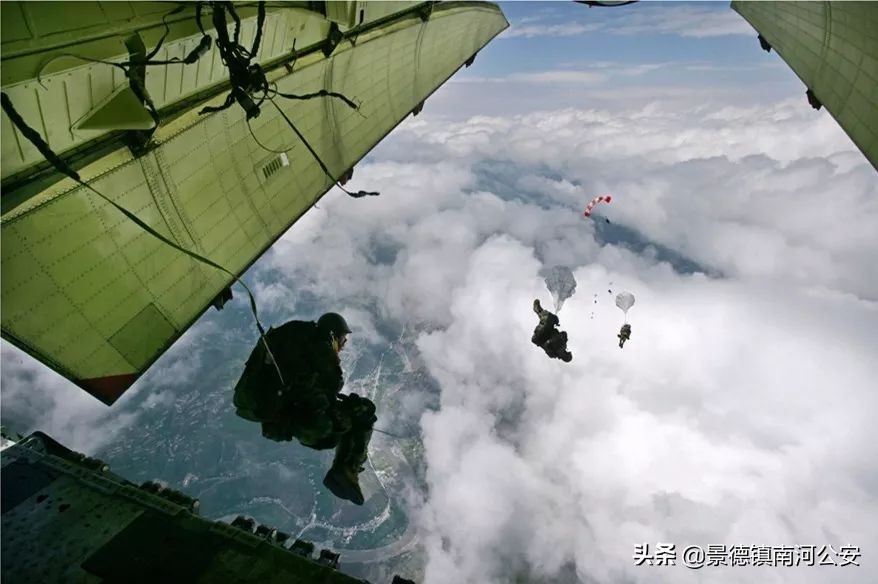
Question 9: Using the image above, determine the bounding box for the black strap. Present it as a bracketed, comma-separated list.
[270, 99, 379, 198]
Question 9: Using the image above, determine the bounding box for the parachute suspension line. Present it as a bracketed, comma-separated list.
[615, 291, 635, 327]
[270, 98, 380, 199]
[0, 92, 286, 388]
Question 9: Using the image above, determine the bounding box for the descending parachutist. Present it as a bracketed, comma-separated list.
[618, 323, 632, 348]
[615, 291, 636, 349]
[531, 299, 573, 363]
[583, 194, 612, 219]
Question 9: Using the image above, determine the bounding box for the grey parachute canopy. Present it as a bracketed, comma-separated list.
[541, 266, 577, 312]
[615, 291, 636, 321]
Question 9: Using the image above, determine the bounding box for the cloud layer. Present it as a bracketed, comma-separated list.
[1, 319, 216, 453]
[256, 95, 877, 583]
[503, 4, 754, 39]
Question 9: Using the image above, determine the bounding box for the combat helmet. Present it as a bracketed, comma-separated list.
[317, 312, 352, 337]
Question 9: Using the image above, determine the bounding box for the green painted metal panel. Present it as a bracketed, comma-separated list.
[1, 2, 509, 404]
[0, 2, 493, 184]
[0, 3, 32, 43]
[0, 3, 325, 181]
[732, 1, 878, 171]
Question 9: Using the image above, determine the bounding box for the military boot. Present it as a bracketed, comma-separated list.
[323, 427, 369, 505]
[323, 396, 376, 505]
[323, 463, 365, 505]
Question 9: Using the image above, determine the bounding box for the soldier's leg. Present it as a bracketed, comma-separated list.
[285, 392, 338, 449]
[323, 394, 377, 505]
[334, 394, 377, 469]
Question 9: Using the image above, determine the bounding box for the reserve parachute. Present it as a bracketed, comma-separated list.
[541, 266, 577, 313]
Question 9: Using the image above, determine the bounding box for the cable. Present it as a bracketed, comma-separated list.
[145, 4, 187, 61]
[271, 88, 358, 111]
[574, 0, 639, 6]
[270, 98, 379, 198]
[245, 86, 364, 156]
[199, 1, 268, 119]
[246, 119, 292, 154]
[373, 427, 408, 439]
[173, 2, 379, 199]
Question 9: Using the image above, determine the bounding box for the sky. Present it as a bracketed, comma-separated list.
[2, 2, 878, 583]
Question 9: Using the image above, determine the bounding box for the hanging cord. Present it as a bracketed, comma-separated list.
[372, 427, 415, 439]
[269, 98, 379, 198]
[244, 86, 363, 154]
[1, 93, 285, 387]
[200, 2, 378, 199]
[35, 4, 211, 129]
[142, 4, 213, 65]
[35, 51, 161, 126]
[198, 1, 268, 119]
[272, 88, 359, 110]
[246, 120, 289, 154]
[575, 1, 639, 6]
[36, 6, 211, 89]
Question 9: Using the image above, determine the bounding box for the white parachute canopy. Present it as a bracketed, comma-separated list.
[615, 291, 635, 321]
[542, 266, 577, 312]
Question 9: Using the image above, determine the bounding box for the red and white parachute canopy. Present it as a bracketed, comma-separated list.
[583, 194, 612, 218]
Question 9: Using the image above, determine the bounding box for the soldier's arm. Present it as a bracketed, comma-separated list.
[313, 343, 344, 395]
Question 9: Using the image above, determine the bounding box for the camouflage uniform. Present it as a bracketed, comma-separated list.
[618, 323, 632, 348]
[531, 300, 573, 362]
[233, 319, 376, 501]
